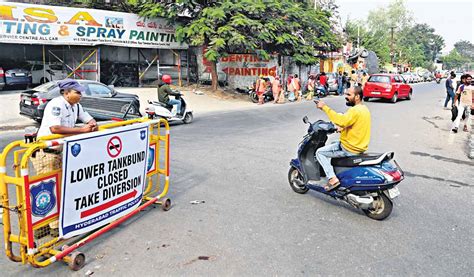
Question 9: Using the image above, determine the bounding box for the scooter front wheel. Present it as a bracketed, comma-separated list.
[288, 167, 309, 194]
[183, 112, 193, 124]
[363, 193, 393, 220]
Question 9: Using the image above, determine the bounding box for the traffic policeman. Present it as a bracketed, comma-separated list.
[32, 79, 98, 175]
[32, 79, 98, 235]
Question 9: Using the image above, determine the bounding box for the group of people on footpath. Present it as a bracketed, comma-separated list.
[254, 70, 369, 105]
[444, 71, 472, 133]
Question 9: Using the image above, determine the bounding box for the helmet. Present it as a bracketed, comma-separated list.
[162, 74, 172, 84]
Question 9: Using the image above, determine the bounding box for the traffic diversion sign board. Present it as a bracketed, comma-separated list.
[59, 123, 149, 238]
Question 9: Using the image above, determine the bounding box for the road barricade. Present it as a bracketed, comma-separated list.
[0, 118, 170, 270]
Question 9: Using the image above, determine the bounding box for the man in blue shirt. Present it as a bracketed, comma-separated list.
[444, 72, 456, 109]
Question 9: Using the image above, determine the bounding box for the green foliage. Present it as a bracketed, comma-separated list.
[454, 40, 474, 61]
[346, 0, 445, 69]
[441, 49, 469, 70]
[130, 0, 341, 64]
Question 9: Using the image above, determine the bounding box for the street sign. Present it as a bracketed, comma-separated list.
[59, 123, 149, 238]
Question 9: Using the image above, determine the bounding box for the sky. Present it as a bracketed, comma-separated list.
[336, 0, 474, 54]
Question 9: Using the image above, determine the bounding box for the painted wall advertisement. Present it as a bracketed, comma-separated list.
[59, 123, 149, 238]
[0, 2, 187, 49]
[200, 49, 279, 88]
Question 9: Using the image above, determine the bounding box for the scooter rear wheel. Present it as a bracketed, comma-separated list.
[288, 167, 309, 194]
[363, 193, 392, 220]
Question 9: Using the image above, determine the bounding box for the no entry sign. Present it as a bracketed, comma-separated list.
[107, 136, 122, 158]
[59, 123, 149, 239]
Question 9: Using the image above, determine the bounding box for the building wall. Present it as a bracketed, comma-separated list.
[192, 47, 319, 90]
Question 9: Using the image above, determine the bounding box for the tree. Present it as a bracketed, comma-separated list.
[441, 49, 468, 70]
[454, 40, 474, 61]
[130, 0, 340, 90]
[345, 20, 390, 64]
[346, 0, 445, 70]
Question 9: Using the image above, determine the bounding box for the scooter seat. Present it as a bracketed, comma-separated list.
[150, 101, 173, 110]
[331, 152, 393, 167]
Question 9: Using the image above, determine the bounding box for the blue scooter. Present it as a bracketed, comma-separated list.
[288, 116, 404, 220]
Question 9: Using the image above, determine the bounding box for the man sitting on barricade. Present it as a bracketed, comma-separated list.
[30, 79, 98, 235]
[31, 79, 98, 175]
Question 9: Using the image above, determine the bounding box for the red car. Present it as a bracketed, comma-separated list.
[363, 74, 412, 103]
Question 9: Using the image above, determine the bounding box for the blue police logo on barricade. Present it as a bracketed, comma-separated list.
[71, 143, 81, 157]
[140, 130, 146, 140]
[31, 180, 56, 217]
[147, 146, 155, 171]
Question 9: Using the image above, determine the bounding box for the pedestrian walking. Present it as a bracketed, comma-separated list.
[337, 71, 344, 95]
[455, 74, 466, 105]
[306, 75, 316, 100]
[361, 72, 369, 88]
[350, 70, 358, 87]
[255, 75, 267, 105]
[342, 72, 349, 93]
[272, 76, 282, 104]
[451, 74, 472, 133]
[444, 72, 456, 109]
[292, 74, 302, 101]
[319, 72, 328, 92]
[287, 74, 295, 101]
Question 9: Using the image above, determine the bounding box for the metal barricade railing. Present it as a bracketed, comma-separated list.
[0, 118, 170, 270]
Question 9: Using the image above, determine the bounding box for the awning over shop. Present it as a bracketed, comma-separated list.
[0, 1, 188, 50]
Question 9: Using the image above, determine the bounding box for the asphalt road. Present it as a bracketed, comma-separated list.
[0, 82, 473, 276]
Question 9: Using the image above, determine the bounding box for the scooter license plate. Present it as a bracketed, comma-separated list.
[388, 187, 400, 199]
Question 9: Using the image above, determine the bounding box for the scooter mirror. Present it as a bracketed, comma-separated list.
[302, 116, 309, 124]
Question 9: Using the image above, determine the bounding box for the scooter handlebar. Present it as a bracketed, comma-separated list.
[307, 120, 337, 134]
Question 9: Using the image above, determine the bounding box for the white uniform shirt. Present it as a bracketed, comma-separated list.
[37, 96, 93, 137]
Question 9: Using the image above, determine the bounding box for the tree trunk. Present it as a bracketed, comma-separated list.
[210, 61, 218, 91]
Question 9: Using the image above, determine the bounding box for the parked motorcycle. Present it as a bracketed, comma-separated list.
[288, 116, 404, 220]
[249, 88, 274, 103]
[145, 91, 193, 124]
[315, 85, 328, 98]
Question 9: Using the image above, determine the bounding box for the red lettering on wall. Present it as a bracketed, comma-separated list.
[220, 66, 277, 77]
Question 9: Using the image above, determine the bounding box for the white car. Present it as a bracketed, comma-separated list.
[401, 73, 413, 83]
[30, 64, 68, 85]
[410, 73, 421, 83]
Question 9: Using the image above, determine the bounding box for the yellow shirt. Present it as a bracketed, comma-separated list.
[322, 104, 371, 153]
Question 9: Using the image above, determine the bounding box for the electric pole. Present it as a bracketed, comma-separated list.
[390, 26, 396, 65]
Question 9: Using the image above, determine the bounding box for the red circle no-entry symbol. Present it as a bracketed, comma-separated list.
[107, 136, 122, 158]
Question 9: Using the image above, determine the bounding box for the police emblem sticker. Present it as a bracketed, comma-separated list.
[140, 130, 146, 140]
[71, 143, 81, 157]
[147, 146, 155, 171]
[30, 180, 57, 218]
[52, 106, 61, 116]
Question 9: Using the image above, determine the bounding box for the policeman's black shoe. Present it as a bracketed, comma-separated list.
[452, 127, 458, 133]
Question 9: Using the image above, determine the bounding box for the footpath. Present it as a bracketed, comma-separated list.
[0, 85, 270, 132]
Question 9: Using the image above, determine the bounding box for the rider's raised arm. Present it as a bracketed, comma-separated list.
[321, 106, 357, 128]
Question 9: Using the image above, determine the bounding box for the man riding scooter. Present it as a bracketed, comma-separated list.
[158, 74, 182, 115]
[314, 86, 371, 191]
